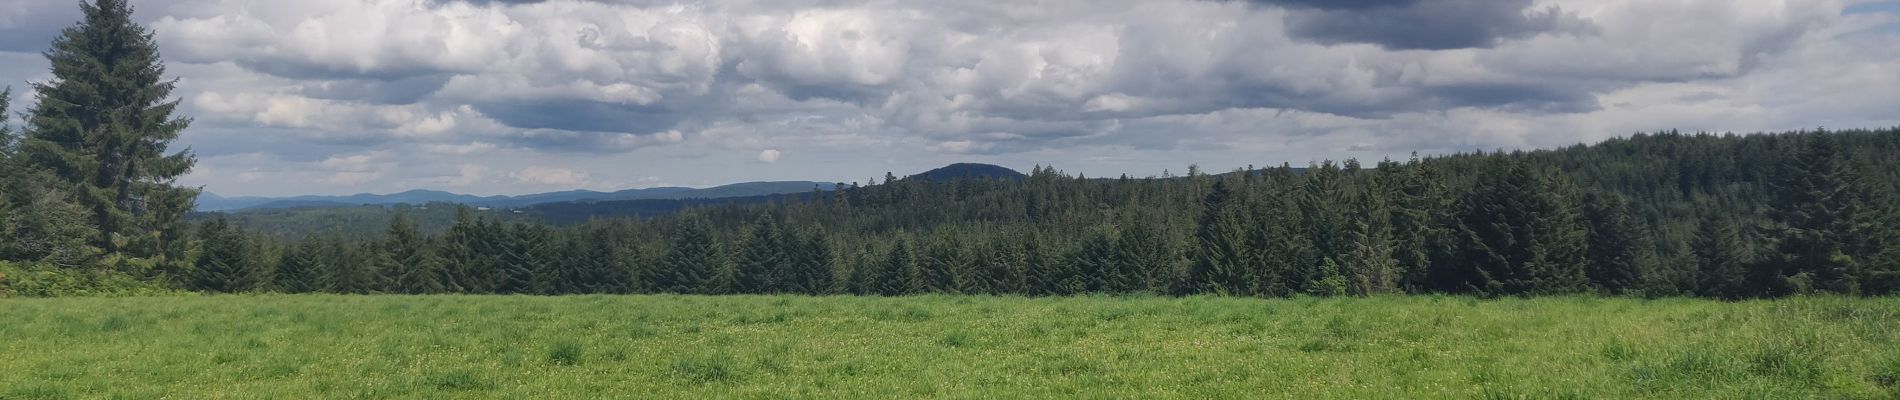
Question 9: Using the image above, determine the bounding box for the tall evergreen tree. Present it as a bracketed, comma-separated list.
[1341, 193, 1400, 296]
[782, 225, 836, 295]
[731, 215, 784, 294]
[1386, 156, 1447, 293]
[379, 213, 441, 294]
[877, 237, 922, 296]
[499, 223, 554, 294]
[1444, 158, 1588, 296]
[1114, 217, 1172, 293]
[1298, 162, 1346, 261]
[191, 218, 254, 293]
[326, 235, 377, 294]
[920, 231, 972, 293]
[1065, 230, 1118, 294]
[435, 207, 490, 293]
[656, 216, 723, 294]
[1240, 200, 1281, 297]
[569, 226, 633, 294]
[0, 87, 13, 248]
[275, 238, 330, 293]
[1190, 180, 1249, 295]
[0, 86, 12, 160]
[1580, 191, 1652, 294]
[981, 236, 1030, 295]
[1846, 159, 1900, 295]
[1766, 137, 1860, 295]
[20, 0, 197, 265]
[0, 87, 13, 208]
[1691, 214, 1749, 299]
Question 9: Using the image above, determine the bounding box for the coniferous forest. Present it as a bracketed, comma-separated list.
[2, 1, 1899, 300]
[144, 127, 1897, 299]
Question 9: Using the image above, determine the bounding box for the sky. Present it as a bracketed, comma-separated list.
[1, 0, 1898, 197]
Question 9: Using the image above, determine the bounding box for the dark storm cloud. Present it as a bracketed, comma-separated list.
[1256, 0, 1595, 50]
[1422, 83, 1600, 114]
[473, 99, 682, 135]
[1194, 80, 1599, 119]
[1250, 0, 1420, 10]
[223, 58, 457, 82]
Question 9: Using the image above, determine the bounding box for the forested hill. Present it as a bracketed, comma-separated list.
[166, 127, 1900, 299]
[912, 163, 1029, 181]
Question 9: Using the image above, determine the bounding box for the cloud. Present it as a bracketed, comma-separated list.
[758, 149, 781, 163]
[0, 0, 1891, 197]
[316, 150, 396, 185]
[1266, 0, 1598, 50]
[433, 164, 489, 186]
[512, 166, 588, 186]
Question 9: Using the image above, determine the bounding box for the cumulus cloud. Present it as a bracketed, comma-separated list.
[316, 150, 396, 185]
[0, 0, 1891, 196]
[512, 166, 589, 186]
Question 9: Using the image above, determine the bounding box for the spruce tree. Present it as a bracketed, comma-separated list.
[920, 231, 972, 293]
[1309, 257, 1347, 297]
[656, 216, 723, 294]
[877, 237, 922, 296]
[1846, 160, 1900, 295]
[1021, 232, 1051, 295]
[1691, 214, 1749, 299]
[21, 0, 197, 264]
[191, 218, 254, 293]
[0, 86, 11, 160]
[545, 235, 585, 294]
[1446, 158, 1589, 296]
[325, 235, 377, 294]
[956, 236, 996, 295]
[732, 215, 784, 294]
[1190, 180, 1249, 295]
[1580, 191, 1652, 295]
[982, 236, 1030, 295]
[782, 225, 836, 295]
[379, 213, 441, 294]
[847, 245, 881, 295]
[435, 207, 487, 293]
[1298, 162, 1346, 259]
[499, 223, 554, 294]
[1065, 230, 1118, 294]
[1240, 201, 1281, 297]
[570, 226, 633, 294]
[0, 87, 12, 216]
[1766, 137, 1859, 295]
[275, 238, 331, 293]
[1114, 217, 1172, 293]
[1386, 156, 1447, 293]
[1341, 193, 1399, 296]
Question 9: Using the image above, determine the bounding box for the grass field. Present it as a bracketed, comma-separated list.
[1, 295, 1897, 399]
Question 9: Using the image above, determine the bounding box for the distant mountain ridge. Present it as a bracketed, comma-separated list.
[909, 163, 1027, 181]
[200, 163, 1029, 212]
[198, 181, 834, 211]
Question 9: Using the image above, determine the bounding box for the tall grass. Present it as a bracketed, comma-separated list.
[0, 295, 1894, 398]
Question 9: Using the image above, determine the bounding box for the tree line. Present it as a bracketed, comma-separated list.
[178, 127, 1900, 298]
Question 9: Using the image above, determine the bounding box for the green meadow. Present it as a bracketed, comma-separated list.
[1, 295, 1896, 399]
